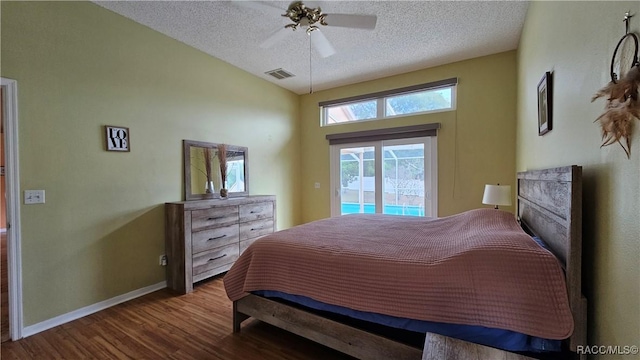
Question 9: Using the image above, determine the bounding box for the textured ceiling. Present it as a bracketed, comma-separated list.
[94, 1, 529, 95]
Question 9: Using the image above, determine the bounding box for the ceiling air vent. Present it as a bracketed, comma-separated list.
[265, 68, 295, 80]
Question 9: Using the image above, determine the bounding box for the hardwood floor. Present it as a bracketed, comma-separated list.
[1, 232, 8, 343]
[0, 276, 354, 359]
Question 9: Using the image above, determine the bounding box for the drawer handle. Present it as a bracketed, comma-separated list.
[208, 254, 227, 262]
[251, 227, 263, 231]
[250, 210, 257, 214]
[208, 235, 227, 241]
[207, 216, 224, 221]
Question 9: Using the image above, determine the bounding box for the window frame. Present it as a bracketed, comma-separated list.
[329, 136, 437, 218]
[327, 124, 440, 217]
[320, 77, 457, 127]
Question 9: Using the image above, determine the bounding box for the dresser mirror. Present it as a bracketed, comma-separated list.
[183, 140, 249, 200]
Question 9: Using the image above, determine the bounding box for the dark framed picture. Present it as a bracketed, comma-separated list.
[537, 72, 552, 136]
[105, 125, 130, 152]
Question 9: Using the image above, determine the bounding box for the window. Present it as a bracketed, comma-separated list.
[326, 100, 377, 124]
[385, 88, 453, 117]
[320, 78, 457, 126]
[329, 136, 437, 217]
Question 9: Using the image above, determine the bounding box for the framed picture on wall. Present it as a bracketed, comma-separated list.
[537, 72, 552, 136]
[105, 125, 130, 152]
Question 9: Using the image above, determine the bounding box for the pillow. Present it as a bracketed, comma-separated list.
[531, 235, 551, 251]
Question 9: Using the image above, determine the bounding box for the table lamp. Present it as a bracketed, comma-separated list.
[482, 184, 512, 209]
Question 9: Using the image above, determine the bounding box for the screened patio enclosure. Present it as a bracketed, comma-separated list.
[338, 141, 433, 217]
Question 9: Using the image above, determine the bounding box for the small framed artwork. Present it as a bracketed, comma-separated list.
[105, 125, 130, 152]
[537, 72, 552, 136]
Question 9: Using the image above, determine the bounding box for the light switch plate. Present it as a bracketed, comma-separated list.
[24, 190, 45, 204]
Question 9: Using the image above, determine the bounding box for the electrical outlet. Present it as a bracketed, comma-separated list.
[314, 182, 320, 189]
[24, 190, 45, 204]
[159, 255, 167, 266]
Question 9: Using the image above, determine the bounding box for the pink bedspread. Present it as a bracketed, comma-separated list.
[224, 209, 574, 339]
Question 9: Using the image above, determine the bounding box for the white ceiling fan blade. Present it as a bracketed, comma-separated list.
[310, 29, 336, 58]
[230, 0, 284, 17]
[260, 27, 292, 49]
[323, 14, 377, 30]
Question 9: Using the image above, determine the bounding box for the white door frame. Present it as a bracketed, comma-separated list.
[381, 137, 438, 217]
[329, 141, 377, 216]
[329, 137, 437, 218]
[2, 77, 24, 340]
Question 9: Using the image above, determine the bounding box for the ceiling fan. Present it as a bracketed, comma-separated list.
[234, 1, 377, 58]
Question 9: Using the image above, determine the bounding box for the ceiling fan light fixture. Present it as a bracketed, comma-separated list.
[251, 0, 378, 93]
[259, 1, 377, 56]
[282, 1, 326, 31]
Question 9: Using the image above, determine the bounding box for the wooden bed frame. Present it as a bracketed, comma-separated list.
[516, 165, 587, 355]
[231, 165, 586, 360]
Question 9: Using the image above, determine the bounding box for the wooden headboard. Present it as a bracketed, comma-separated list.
[517, 165, 586, 353]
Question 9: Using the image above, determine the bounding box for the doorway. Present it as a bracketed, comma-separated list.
[1, 77, 23, 341]
[330, 136, 437, 218]
[0, 87, 6, 342]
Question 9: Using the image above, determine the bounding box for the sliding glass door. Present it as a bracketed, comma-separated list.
[382, 141, 428, 216]
[337, 145, 376, 215]
[330, 137, 437, 217]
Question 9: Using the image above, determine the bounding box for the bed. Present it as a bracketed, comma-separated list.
[224, 165, 586, 360]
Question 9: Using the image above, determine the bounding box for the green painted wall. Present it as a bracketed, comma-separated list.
[6, 1, 637, 350]
[517, 1, 639, 355]
[1, 1, 301, 326]
[300, 51, 518, 221]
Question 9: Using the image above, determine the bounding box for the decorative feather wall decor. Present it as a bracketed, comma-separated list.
[591, 13, 639, 158]
[592, 65, 640, 158]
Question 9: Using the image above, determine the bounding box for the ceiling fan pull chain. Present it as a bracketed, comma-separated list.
[309, 35, 313, 94]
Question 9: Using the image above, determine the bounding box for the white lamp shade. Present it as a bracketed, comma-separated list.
[482, 185, 512, 207]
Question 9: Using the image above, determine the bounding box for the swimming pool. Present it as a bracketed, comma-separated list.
[341, 203, 424, 216]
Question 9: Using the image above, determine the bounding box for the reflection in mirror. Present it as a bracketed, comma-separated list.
[189, 145, 219, 195]
[226, 149, 246, 192]
[183, 140, 249, 200]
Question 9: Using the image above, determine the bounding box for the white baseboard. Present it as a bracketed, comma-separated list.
[22, 281, 167, 338]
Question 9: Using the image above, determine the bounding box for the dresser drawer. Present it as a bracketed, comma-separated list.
[239, 235, 267, 255]
[240, 218, 274, 241]
[165, 196, 275, 294]
[192, 224, 239, 254]
[192, 243, 239, 276]
[239, 202, 273, 222]
[191, 206, 238, 232]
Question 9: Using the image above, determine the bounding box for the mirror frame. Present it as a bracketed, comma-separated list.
[183, 140, 249, 200]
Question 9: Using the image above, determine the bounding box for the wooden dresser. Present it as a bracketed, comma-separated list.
[165, 195, 276, 294]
